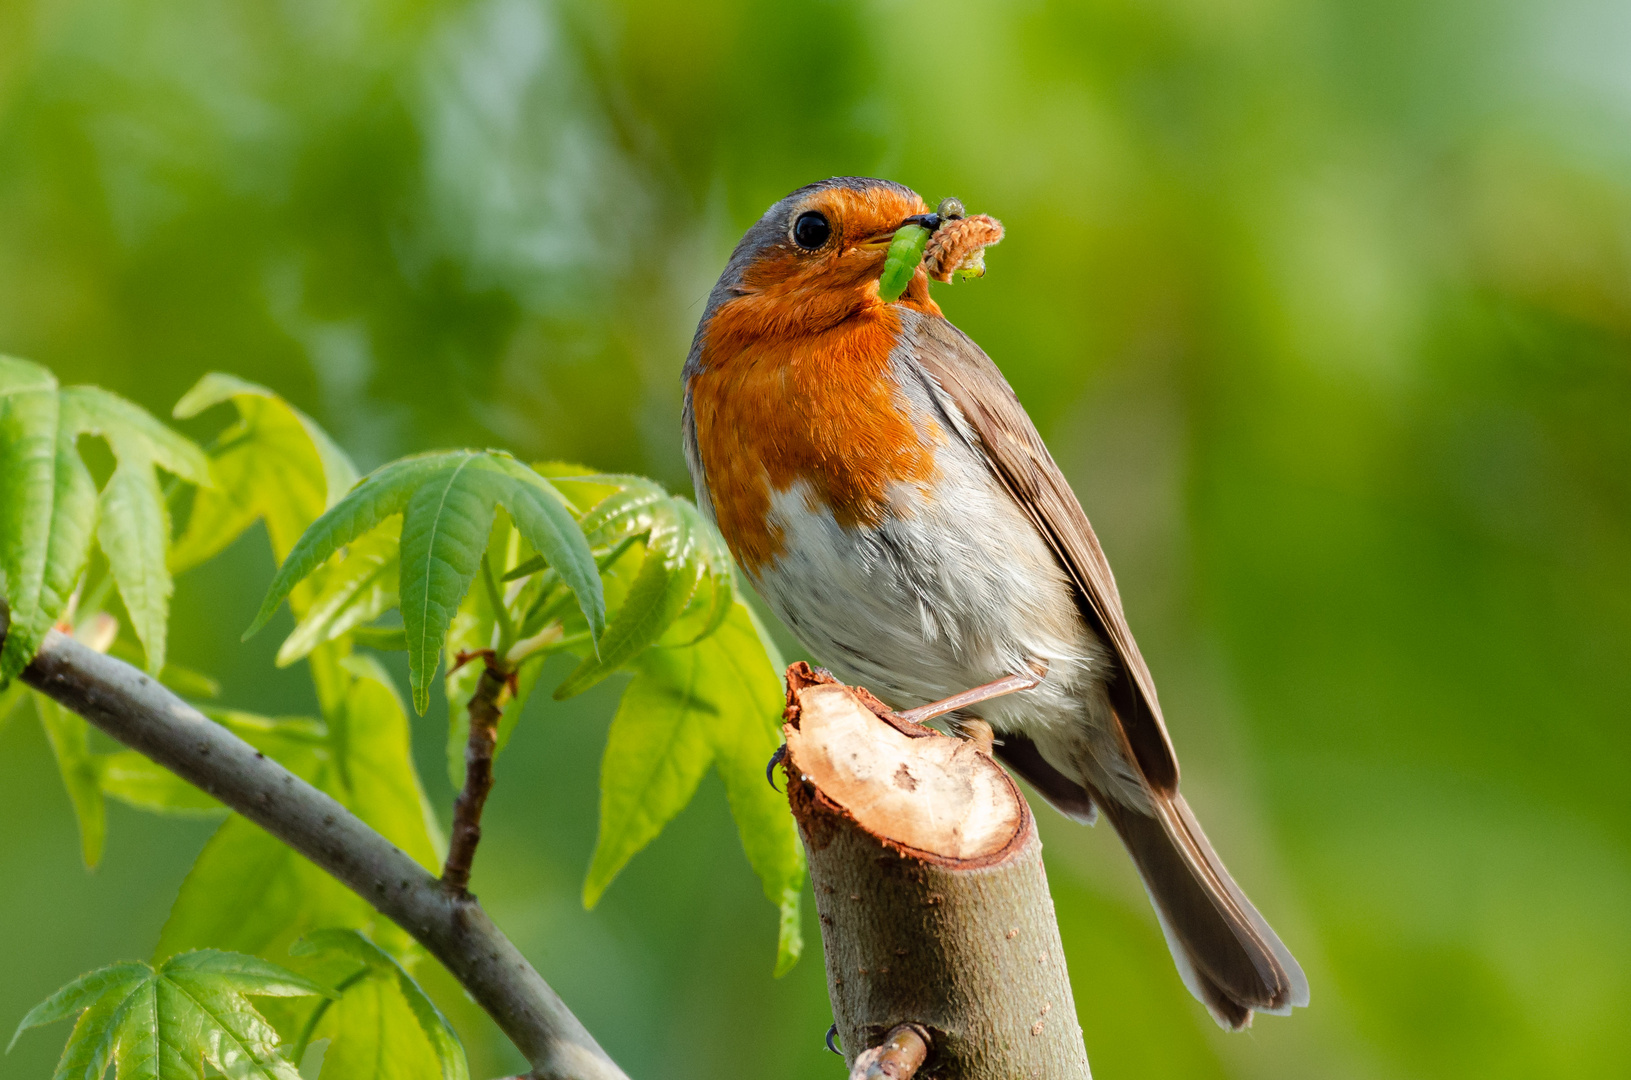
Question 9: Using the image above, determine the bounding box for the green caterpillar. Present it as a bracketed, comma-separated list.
[877, 223, 931, 303]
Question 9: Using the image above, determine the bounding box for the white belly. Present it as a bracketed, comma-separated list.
[747, 438, 1113, 748]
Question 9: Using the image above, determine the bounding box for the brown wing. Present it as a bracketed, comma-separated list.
[912, 315, 1179, 792]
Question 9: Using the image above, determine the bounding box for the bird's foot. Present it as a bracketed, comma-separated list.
[765, 743, 788, 791]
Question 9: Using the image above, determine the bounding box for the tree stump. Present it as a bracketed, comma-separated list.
[780, 664, 1090, 1080]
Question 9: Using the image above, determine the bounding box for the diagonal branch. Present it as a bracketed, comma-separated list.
[1, 605, 628, 1080]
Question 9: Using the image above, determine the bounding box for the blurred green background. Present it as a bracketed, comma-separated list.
[3, 0, 1629, 1076]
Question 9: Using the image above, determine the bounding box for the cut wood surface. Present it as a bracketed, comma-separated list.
[781, 663, 1090, 1080]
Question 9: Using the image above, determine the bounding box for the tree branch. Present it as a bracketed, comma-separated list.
[444, 652, 510, 894]
[1, 607, 628, 1080]
[781, 663, 1091, 1079]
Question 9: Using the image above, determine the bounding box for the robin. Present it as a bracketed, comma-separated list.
[681, 177, 1308, 1028]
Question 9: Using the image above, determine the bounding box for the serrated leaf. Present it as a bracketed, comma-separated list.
[49, 979, 129, 1080]
[9, 962, 148, 1051]
[291, 931, 468, 1080]
[582, 645, 717, 909]
[170, 374, 357, 573]
[11, 952, 318, 1080]
[95, 459, 172, 673]
[581, 599, 804, 971]
[555, 550, 702, 700]
[34, 691, 107, 869]
[59, 386, 212, 676]
[249, 451, 602, 714]
[2, 362, 211, 681]
[552, 485, 735, 698]
[118, 957, 311, 1080]
[696, 603, 805, 975]
[58, 387, 211, 488]
[276, 521, 400, 667]
[163, 950, 328, 998]
[0, 364, 98, 683]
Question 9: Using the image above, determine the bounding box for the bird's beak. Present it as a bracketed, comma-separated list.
[858, 213, 943, 252]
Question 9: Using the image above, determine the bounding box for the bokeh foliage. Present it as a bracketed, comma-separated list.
[2, 0, 1628, 1078]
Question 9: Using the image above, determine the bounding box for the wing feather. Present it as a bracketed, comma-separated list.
[910, 314, 1179, 792]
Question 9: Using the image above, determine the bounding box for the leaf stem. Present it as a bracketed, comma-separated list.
[482, 554, 517, 657]
[291, 965, 371, 1062]
[441, 658, 510, 896]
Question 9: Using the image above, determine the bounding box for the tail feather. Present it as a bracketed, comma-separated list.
[1101, 792, 1309, 1028]
[993, 732, 1308, 1029]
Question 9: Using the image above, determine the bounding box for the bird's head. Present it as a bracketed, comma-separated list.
[699, 177, 942, 350]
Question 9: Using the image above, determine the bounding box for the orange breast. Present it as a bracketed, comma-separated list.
[689, 303, 944, 573]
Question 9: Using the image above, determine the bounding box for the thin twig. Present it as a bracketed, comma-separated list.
[2, 606, 627, 1080]
[443, 653, 511, 894]
[849, 1024, 931, 1080]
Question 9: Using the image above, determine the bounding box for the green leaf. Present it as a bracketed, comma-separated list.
[0, 361, 97, 683]
[581, 600, 805, 972]
[157, 815, 367, 963]
[301, 976, 433, 1080]
[10, 952, 319, 1080]
[249, 451, 603, 714]
[162, 950, 329, 998]
[48, 979, 129, 1080]
[291, 931, 468, 1080]
[582, 646, 717, 910]
[276, 521, 400, 667]
[0, 353, 58, 396]
[58, 387, 212, 488]
[95, 459, 172, 674]
[9, 962, 148, 1051]
[553, 486, 735, 699]
[60, 387, 212, 676]
[156, 715, 355, 961]
[331, 655, 444, 870]
[34, 691, 107, 869]
[1, 361, 211, 681]
[696, 604, 805, 976]
[554, 549, 701, 700]
[170, 374, 357, 573]
[98, 751, 225, 816]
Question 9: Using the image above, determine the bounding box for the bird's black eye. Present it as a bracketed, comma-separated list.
[792, 211, 831, 250]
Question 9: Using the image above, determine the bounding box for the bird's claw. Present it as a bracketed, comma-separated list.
[766, 743, 788, 791]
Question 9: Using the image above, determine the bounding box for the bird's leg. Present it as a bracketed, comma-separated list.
[895, 663, 1046, 727]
